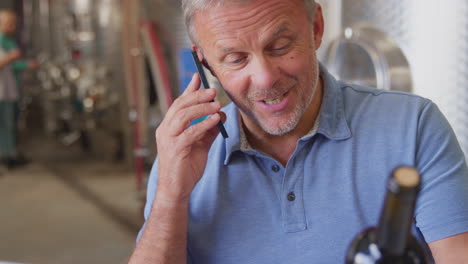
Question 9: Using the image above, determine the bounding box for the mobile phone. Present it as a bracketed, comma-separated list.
[191, 50, 229, 138]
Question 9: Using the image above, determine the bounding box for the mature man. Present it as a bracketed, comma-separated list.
[130, 0, 468, 263]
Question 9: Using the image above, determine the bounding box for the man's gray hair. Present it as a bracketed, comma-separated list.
[182, 0, 316, 46]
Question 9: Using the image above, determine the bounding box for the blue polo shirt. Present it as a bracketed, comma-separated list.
[140, 66, 468, 263]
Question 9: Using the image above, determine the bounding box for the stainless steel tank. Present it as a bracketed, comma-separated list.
[322, 0, 468, 157]
[24, 0, 128, 161]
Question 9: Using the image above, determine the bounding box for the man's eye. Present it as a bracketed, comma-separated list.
[272, 42, 289, 50]
[272, 45, 288, 51]
[270, 38, 292, 53]
[231, 58, 244, 64]
[226, 54, 246, 64]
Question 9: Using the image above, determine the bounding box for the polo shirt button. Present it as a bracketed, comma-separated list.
[271, 164, 280, 172]
[287, 192, 296, 201]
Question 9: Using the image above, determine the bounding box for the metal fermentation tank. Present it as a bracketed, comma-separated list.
[22, 0, 128, 161]
[321, 0, 468, 157]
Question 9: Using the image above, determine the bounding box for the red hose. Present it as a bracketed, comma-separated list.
[123, 0, 144, 192]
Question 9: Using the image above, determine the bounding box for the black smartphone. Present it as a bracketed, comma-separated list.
[191, 50, 229, 138]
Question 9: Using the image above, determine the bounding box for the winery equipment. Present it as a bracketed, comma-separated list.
[321, 0, 468, 157]
[22, 0, 128, 160]
[324, 23, 412, 92]
[18, 0, 182, 190]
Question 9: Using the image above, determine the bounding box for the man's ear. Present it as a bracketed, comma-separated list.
[193, 45, 217, 77]
[312, 3, 325, 50]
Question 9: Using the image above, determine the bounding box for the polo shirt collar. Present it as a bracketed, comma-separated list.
[223, 63, 351, 165]
[316, 63, 352, 141]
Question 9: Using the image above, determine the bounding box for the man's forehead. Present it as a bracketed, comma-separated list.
[216, 23, 290, 49]
[213, 23, 291, 54]
[202, 0, 299, 8]
[199, 0, 299, 14]
[192, 0, 311, 53]
[194, 0, 300, 33]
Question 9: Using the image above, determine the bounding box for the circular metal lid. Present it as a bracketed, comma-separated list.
[324, 23, 412, 92]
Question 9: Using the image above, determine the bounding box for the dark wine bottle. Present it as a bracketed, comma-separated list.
[345, 167, 431, 264]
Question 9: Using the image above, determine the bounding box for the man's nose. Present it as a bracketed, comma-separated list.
[250, 56, 279, 89]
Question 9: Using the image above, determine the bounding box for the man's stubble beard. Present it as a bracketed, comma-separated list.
[224, 72, 317, 136]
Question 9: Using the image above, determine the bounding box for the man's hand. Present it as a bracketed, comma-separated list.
[128, 73, 225, 264]
[155, 73, 224, 206]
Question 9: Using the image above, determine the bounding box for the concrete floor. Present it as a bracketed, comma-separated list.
[0, 135, 146, 264]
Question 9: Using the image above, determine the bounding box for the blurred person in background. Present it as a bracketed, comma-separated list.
[0, 9, 37, 170]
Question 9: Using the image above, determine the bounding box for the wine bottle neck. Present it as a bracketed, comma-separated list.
[376, 179, 419, 256]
